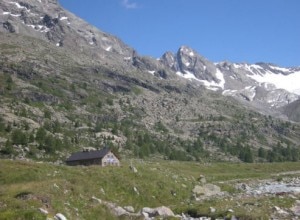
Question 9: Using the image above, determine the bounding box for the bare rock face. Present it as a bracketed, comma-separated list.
[0, 0, 134, 64]
[281, 98, 300, 122]
[176, 46, 217, 81]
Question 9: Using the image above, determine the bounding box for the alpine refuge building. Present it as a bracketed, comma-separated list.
[65, 147, 120, 166]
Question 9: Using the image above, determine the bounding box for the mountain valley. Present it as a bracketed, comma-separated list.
[1, 0, 300, 219]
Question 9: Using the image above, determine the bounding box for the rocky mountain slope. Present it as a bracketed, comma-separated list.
[0, 0, 300, 162]
[1, 0, 300, 117]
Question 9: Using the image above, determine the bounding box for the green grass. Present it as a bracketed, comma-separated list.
[0, 160, 300, 219]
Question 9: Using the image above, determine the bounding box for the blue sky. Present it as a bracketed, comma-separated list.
[59, 0, 300, 67]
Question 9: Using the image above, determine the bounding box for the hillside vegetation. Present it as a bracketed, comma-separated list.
[1, 32, 300, 163]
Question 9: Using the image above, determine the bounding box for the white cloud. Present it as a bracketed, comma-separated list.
[122, 0, 138, 9]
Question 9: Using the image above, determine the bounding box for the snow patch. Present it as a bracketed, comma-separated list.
[26, 24, 50, 32]
[105, 46, 112, 52]
[189, 51, 194, 56]
[123, 57, 131, 61]
[26, 24, 35, 29]
[222, 90, 237, 95]
[248, 70, 300, 95]
[9, 2, 28, 10]
[251, 64, 263, 70]
[269, 65, 290, 72]
[59, 16, 68, 21]
[233, 64, 242, 69]
[38, 25, 50, 32]
[215, 68, 225, 89]
[147, 70, 155, 75]
[176, 71, 198, 81]
[244, 86, 256, 100]
[3, 12, 10, 15]
[184, 62, 190, 67]
[176, 68, 225, 91]
[10, 13, 21, 17]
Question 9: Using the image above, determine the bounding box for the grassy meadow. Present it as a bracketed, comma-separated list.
[0, 159, 300, 219]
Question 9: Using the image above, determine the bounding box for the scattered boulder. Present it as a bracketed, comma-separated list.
[236, 183, 250, 191]
[272, 206, 290, 217]
[291, 200, 300, 216]
[155, 206, 175, 217]
[133, 186, 139, 195]
[198, 175, 206, 184]
[210, 206, 216, 213]
[130, 165, 138, 173]
[100, 187, 105, 194]
[39, 208, 48, 215]
[141, 206, 174, 218]
[192, 183, 221, 198]
[54, 213, 67, 220]
[111, 206, 128, 216]
[91, 196, 102, 204]
[124, 206, 135, 213]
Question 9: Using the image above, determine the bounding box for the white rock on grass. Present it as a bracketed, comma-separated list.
[124, 206, 135, 213]
[141, 206, 174, 218]
[91, 196, 102, 204]
[54, 213, 67, 220]
[39, 208, 48, 214]
[210, 206, 216, 213]
[133, 186, 139, 195]
[155, 206, 174, 217]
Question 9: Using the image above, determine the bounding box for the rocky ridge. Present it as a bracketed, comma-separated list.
[1, 0, 300, 122]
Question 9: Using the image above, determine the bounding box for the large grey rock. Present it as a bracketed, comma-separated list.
[123, 206, 135, 213]
[141, 206, 174, 218]
[291, 200, 300, 216]
[111, 206, 128, 216]
[192, 184, 221, 197]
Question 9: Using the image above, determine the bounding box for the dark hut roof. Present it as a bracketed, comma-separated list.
[66, 147, 111, 162]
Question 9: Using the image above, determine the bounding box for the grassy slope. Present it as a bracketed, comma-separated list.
[1, 159, 300, 219]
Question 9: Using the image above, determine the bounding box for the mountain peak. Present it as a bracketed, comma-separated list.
[178, 45, 196, 57]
